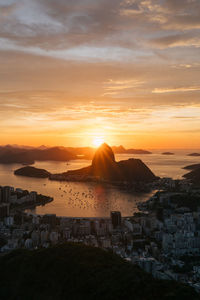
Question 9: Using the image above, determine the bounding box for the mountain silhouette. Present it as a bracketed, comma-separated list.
[92, 143, 119, 180]
[55, 143, 157, 183]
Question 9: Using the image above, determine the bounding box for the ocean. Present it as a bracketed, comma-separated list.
[0, 149, 199, 217]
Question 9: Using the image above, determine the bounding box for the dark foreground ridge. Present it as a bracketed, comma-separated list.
[0, 243, 198, 300]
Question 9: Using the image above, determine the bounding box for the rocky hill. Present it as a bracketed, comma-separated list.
[53, 143, 157, 183]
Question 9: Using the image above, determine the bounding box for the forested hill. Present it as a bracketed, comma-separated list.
[0, 243, 198, 300]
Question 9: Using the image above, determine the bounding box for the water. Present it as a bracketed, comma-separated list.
[0, 149, 199, 217]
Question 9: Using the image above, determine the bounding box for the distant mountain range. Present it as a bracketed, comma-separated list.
[0, 145, 76, 164]
[111, 145, 152, 154]
[0, 144, 152, 164]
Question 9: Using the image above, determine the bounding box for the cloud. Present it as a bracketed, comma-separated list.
[103, 79, 145, 96]
[152, 86, 200, 93]
[150, 33, 200, 48]
[0, 0, 199, 59]
[0, 3, 18, 19]
[1, 0, 200, 147]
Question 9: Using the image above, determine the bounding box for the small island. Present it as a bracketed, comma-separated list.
[188, 153, 200, 157]
[162, 152, 174, 155]
[14, 166, 51, 178]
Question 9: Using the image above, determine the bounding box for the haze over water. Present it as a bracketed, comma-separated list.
[0, 150, 199, 217]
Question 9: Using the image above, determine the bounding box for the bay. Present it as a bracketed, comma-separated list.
[0, 149, 199, 217]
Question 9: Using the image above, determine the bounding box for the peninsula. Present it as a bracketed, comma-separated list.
[183, 164, 200, 171]
[50, 143, 157, 184]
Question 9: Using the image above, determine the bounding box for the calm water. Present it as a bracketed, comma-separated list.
[0, 150, 199, 217]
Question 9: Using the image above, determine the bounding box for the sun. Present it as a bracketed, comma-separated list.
[92, 137, 104, 147]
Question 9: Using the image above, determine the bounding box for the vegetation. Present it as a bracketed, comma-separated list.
[171, 194, 200, 211]
[0, 243, 199, 300]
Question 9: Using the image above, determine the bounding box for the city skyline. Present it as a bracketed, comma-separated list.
[0, 0, 200, 148]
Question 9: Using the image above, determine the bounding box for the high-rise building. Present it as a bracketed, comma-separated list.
[0, 203, 10, 218]
[42, 214, 57, 228]
[110, 211, 121, 228]
[2, 186, 11, 203]
[0, 186, 2, 203]
[30, 191, 37, 202]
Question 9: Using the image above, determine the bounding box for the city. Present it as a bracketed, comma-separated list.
[1, 177, 200, 293]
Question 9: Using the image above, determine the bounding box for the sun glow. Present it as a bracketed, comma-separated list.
[92, 137, 104, 147]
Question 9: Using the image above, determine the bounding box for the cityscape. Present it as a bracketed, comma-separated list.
[1, 172, 200, 293]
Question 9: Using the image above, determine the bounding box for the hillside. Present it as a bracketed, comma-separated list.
[183, 168, 200, 183]
[0, 243, 198, 300]
[183, 164, 200, 171]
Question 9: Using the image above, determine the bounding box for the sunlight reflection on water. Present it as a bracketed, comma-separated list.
[0, 150, 199, 217]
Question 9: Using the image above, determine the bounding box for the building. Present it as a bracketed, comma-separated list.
[0, 203, 10, 218]
[42, 214, 57, 228]
[111, 211, 121, 228]
[30, 191, 37, 202]
[2, 186, 11, 203]
[0, 186, 2, 203]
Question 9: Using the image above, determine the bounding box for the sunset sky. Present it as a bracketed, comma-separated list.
[0, 0, 200, 148]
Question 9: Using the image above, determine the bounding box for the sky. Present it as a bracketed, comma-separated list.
[0, 0, 200, 149]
